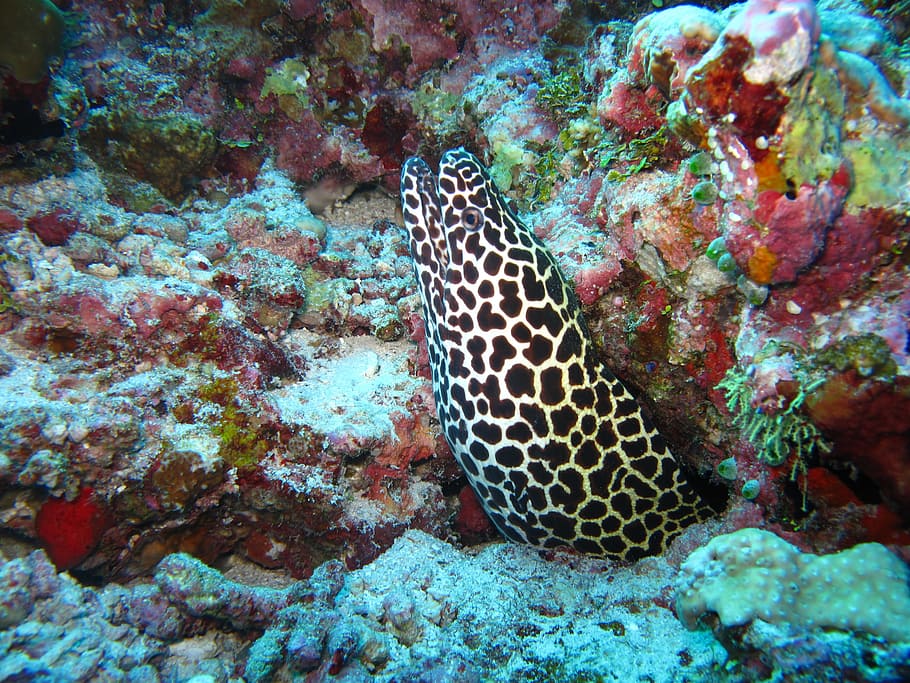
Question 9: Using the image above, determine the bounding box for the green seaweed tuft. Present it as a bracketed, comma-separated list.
[535, 66, 591, 121]
[198, 376, 275, 469]
[601, 126, 669, 181]
[716, 355, 831, 468]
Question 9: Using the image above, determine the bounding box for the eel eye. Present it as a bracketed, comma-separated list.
[462, 207, 484, 231]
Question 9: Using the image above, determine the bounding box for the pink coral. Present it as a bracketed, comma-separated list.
[598, 80, 666, 137]
[356, 0, 562, 84]
[270, 113, 345, 185]
[126, 289, 221, 339]
[358, 0, 459, 78]
[724, 165, 851, 284]
[53, 292, 121, 338]
[225, 209, 324, 266]
[725, 0, 819, 70]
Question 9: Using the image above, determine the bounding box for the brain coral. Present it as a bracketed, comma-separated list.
[675, 528, 910, 643]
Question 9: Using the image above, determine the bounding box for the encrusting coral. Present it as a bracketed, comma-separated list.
[676, 527, 910, 644]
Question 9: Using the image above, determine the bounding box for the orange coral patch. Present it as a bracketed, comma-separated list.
[754, 153, 788, 193]
[747, 245, 778, 284]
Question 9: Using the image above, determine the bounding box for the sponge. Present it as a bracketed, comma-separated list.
[0, 0, 65, 83]
[675, 528, 910, 643]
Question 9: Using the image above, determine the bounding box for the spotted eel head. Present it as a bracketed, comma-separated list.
[401, 148, 710, 560]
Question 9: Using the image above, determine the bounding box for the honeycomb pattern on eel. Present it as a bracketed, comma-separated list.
[401, 148, 711, 560]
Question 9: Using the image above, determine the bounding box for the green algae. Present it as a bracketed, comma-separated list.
[843, 136, 910, 208]
[691, 180, 718, 205]
[261, 58, 311, 121]
[815, 333, 897, 379]
[778, 67, 844, 188]
[79, 109, 217, 202]
[489, 140, 527, 192]
[741, 479, 760, 500]
[197, 376, 276, 469]
[716, 252, 737, 273]
[705, 237, 727, 261]
[687, 151, 714, 177]
[412, 82, 462, 141]
[535, 66, 590, 121]
[602, 126, 670, 182]
[716, 351, 831, 468]
[716, 457, 738, 481]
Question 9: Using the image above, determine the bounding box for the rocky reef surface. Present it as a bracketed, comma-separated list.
[0, 0, 909, 680]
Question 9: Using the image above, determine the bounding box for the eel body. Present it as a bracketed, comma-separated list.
[401, 148, 709, 560]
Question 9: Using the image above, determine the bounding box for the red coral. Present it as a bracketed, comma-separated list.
[599, 80, 665, 137]
[0, 209, 22, 234]
[686, 37, 788, 147]
[803, 467, 861, 508]
[35, 487, 111, 570]
[27, 209, 81, 246]
[455, 485, 492, 537]
[779, 207, 900, 314]
[361, 96, 414, 176]
[808, 374, 910, 513]
[684, 0, 819, 149]
[723, 169, 849, 285]
[701, 325, 737, 408]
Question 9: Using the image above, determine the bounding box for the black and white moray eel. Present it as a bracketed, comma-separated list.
[401, 148, 711, 560]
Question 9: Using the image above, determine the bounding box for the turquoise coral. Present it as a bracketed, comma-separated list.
[676, 528, 910, 643]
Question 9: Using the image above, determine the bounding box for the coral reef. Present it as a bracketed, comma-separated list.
[0, 550, 165, 680]
[1, 532, 726, 682]
[4, 531, 909, 682]
[0, 0, 908, 678]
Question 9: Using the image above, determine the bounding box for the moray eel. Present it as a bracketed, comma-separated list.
[401, 148, 710, 560]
